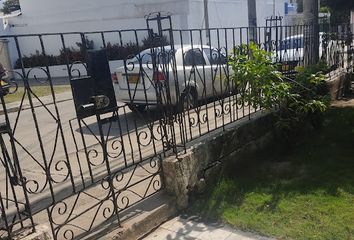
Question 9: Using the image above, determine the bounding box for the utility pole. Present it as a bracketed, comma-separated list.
[303, 0, 319, 65]
[204, 0, 210, 45]
[248, 0, 257, 42]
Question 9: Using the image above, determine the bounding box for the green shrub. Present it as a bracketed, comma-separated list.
[105, 42, 142, 61]
[14, 34, 171, 68]
[229, 43, 330, 138]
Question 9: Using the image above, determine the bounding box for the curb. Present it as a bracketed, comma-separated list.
[95, 192, 177, 240]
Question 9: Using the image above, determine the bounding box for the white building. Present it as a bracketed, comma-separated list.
[4, 0, 286, 34]
[0, 0, 286, 74]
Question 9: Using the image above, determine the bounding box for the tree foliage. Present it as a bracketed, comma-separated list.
[321, 0, 354, 11]
[321, 0, 354, 24]
[1, 0, 20, 14]
[296, 0, 303, 13]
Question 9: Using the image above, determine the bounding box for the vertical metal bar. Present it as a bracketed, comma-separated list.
[38, 35, 76, 193]
[232, 28, 238, 121]
[0, 135, 24, 228]
[0, 193, 11, 239]
[96, 114, 121, 225]
[69, 119, 85, 189]
[122, 107, 136, 164]
[101, 32, 107, 48]
[3, 37, 35, 232]
[224, 28, 232, 124]
[199, 29, 210, 135]
[113, 109, 129, 168]
[188, 30, 195, 140]
[179, 30, 190, 151]
[77, 119, 94, 183]
[216, 28, 225, 130]
[60, 34, 73, 79]
[207, 30, 218, 131]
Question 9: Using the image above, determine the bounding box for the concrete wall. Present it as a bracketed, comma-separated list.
[163, 111, 275, 209]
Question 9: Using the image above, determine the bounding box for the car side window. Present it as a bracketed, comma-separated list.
[184, 49, 206, 66]
[203, 48, 227, 65]
[292, 38, 303, 49]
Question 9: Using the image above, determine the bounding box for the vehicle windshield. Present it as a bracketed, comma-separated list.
[132, 47, 173, 64]
[280, 37, 303, 50]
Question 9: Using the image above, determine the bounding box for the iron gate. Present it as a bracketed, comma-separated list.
[0, 13, 180, 239]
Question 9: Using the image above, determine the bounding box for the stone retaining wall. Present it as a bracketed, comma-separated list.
[326, 70, 353, 100]
[162, 111, 275, 209]
[162, 69, 352, 210]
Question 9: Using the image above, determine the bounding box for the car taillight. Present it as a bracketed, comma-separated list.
[111, 73, 118, 84]
[153, 71, 165, 81]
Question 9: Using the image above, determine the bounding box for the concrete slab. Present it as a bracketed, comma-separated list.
[143, 216, 275, 240]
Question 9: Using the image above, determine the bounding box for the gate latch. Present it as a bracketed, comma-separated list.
[80, 95, 110, 112]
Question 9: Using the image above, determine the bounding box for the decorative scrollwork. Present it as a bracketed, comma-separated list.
[50, 160, 70, 184]
[223, 102, 231, 115]
[107, 139, 124, 159]
[188, 108, 208, 128]
[63, 229, 74, 240]
[87, 148, 105, 167]
[151, 123, 166, 141]
[24, 179, 41, 194]
[137, 129, 153, 147]
[69, 61, 88, 78]
[49, 200, 71, 226]
[25, 67, 50, 84]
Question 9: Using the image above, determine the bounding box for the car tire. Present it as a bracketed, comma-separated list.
[179, 88, 198, 112]
[128, 104, 146, 113]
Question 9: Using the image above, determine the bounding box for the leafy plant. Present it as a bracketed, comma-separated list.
[229, 43, 290, 110]
[229, 43, 330, 140]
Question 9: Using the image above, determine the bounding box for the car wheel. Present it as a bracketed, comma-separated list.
[179, 88, 197, 111]
[128, 104, 146, 113]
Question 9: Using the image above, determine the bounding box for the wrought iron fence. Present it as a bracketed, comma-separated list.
[0, 13, 352, 239]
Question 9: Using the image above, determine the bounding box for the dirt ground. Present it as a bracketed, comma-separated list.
[331, 96, 354, 108]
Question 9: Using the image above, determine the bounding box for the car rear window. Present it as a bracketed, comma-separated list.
[133, 48, 173, 65]
[280, 37, 303, 50]
[184, 49, 206, 66]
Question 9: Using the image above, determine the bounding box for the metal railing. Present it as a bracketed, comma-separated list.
[0, 13, 352, 239]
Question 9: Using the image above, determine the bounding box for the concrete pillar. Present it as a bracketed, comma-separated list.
[0, 39, 13, 79]
[248, 0, 257, 42]
[303, 0, 319, 66]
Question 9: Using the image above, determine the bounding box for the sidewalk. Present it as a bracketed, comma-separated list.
[143, 215, 274, 240]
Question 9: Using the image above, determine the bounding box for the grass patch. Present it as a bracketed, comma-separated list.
[192, 106, 354, 240]
[4, 85, 71, 103]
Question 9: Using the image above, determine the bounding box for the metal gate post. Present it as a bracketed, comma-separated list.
[0, 83, 35, 238]
[145, 12, 183, 155]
